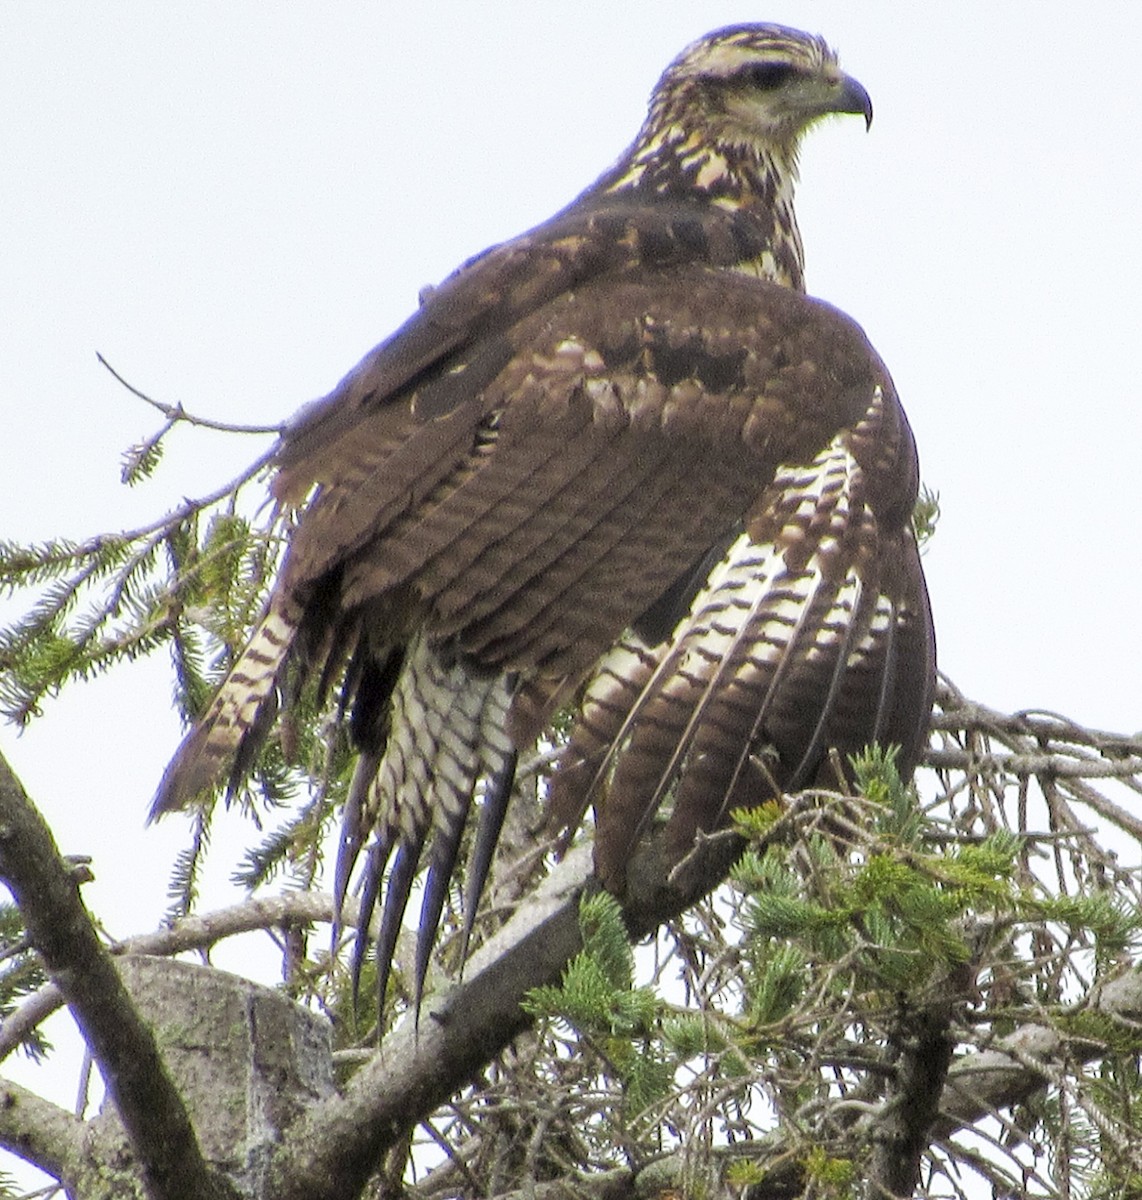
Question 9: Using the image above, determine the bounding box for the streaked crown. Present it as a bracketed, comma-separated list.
[650, 24, 871, 148]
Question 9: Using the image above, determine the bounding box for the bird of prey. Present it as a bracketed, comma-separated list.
[152, 24, 936, 1011]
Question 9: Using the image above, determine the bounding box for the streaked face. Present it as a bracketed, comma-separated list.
[658, 25, 871, 149]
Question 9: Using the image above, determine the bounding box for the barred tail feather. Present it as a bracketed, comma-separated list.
[338, 632, 515, 1014]
[545, 637, 659, 843]
[459, 748, 518, 963]
[586, 528, 797, 888]
[149, 595, 300, 820]
[332, 748, 382, 958]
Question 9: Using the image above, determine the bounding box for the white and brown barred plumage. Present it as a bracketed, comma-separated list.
[152, 24, 936, 1009]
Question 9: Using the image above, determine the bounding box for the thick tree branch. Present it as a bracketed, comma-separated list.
[0, 1078, 84, 1181]
[270, 827, 748, 1200]
[478, 1142, 810, 1200]
[269, 844, 593, 1200]
[0, 750, 232, 1200]
[3, 679, 1137, 1197]
[0, 890, 342, 1061]
[484, 1170, 636, 1200]
[866, 1003, 956, 1199]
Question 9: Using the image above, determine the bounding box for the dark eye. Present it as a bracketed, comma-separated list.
[742, 63, 798, 90]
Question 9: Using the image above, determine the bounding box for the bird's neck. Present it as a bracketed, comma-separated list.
[594, 123, 806, 291]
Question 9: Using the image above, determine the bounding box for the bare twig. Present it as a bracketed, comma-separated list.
[925, 680, 1142, 847]
[97, 354, 284, 436]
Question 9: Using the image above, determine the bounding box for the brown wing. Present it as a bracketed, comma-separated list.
[547, 363, 935, 890]
[306, 270, 929, 990]
[272, 195, 790, 514]
[150, 198, 778, 820]
[151, 181, 829, 819]
[272, 270, 890, 713]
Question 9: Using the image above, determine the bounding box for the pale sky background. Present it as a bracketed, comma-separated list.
[2, 2, 1141, 1189]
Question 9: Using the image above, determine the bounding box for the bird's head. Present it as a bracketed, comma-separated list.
[591, 24, 872, 287]
[646, 24, 871, 159]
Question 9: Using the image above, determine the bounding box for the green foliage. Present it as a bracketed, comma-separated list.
[726, 797, 783, 840]
[511, 746, 1142, 1194]
[732, 747, 1029, 1012]
[0, 903, 51, 1060]
[329, 954, 385, 1052]
[721, 1145, 857, 1197]
[229, 679, 358, 900]
[1028, 892, 1140, 974]
[738, 753, 983, 1008]
[912, 484, 940, 551]
[658, 1012, 709, 1060]
[721, 748, 1142, 1195]
[0, 417, 343, 918]
[802, 1145, 857, 1197]
[745, 941, 809, 1027]
[165, 810, 211, 922]
[525, 891, 673, 1121]
[233, 790, 340, 894]
[577, 889, 636, 993]
[723, 1156, 769, 1189]
[1088, 1172, 1142, 1200]
[164, 681, 351, 918]
[1057, 1009, 1142, 1058]
[526, 892, 652, 1036]
[120, 428, 167, 486]
[0, 473, 283, 730]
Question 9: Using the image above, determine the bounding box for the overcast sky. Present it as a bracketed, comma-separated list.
[2, 2, 1140, 1183]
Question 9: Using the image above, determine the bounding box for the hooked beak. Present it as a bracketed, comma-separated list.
[833, 71, 873, 129]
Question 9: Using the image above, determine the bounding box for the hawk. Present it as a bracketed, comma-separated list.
[152, 24, 936, 1010]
